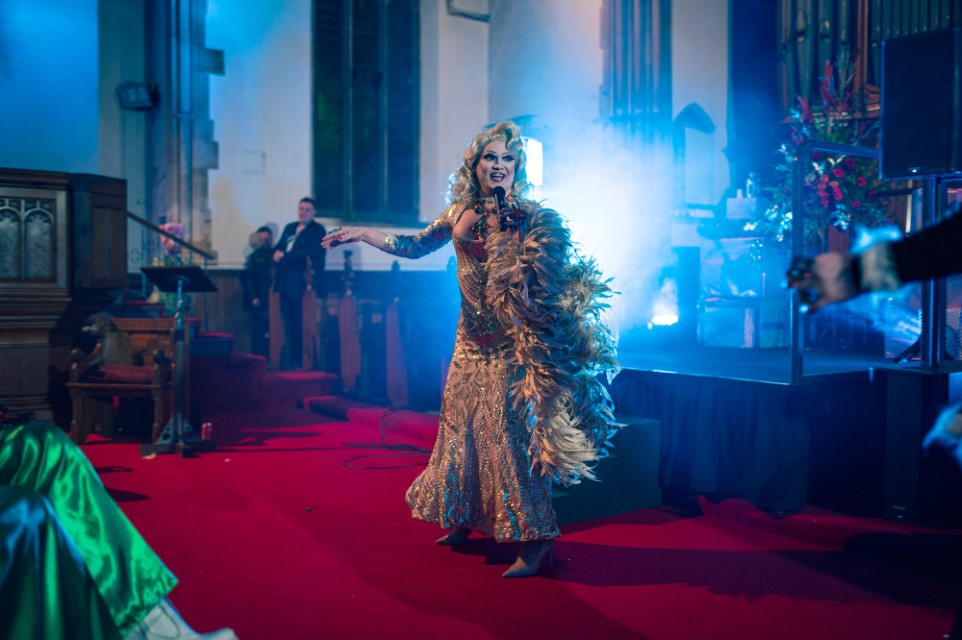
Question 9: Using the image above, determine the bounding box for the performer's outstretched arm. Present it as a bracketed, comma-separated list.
[321, 206, 454, 260]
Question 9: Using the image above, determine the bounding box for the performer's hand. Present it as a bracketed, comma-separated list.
[252, 298, 261, 307]
[321, 227, 362, 248]
[497, 206, 527, 238]
[786, 253, 859, 311]
[273, 250, 284, 263]
[923, 404, 962, 476]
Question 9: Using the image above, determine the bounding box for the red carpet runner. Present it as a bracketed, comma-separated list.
[81, 406, 961, 640]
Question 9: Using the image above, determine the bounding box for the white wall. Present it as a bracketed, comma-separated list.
[98, 0, 146, 188]
[0, 0, 100, 173]
[672, 0, 730, 205]
[485, 0, 611, 230]
[488, 0, 603, 143]
[206, 0, 314, 267]
[205, 0, 486, 270]
[419, 0, 490, 222]
[0, 0, 150, 270]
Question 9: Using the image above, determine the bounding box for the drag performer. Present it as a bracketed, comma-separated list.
[322, 121, 619, 577]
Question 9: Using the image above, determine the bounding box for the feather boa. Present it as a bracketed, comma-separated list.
[484, 202, 620, 486]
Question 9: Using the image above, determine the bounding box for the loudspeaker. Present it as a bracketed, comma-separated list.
[881, 27, 962, 179]
[879, 368, 962, 527]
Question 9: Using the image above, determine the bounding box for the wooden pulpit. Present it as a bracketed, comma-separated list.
[0, 169, 128, 423]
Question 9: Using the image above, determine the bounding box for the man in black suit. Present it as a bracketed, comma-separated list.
[273, 197, 326, 369]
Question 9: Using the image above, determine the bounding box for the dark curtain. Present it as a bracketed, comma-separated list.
[609, 370, 881, 513]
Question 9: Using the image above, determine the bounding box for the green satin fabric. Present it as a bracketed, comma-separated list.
[0, 422, 178, 636]
[0, 484, 121, 640]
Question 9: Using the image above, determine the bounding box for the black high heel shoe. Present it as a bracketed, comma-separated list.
[435, 527, 472, 546]
[502, 539, 554, 578]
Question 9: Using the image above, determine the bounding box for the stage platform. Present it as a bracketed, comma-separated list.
[609, 345, 962, 524]
[618, 344, 907, 384]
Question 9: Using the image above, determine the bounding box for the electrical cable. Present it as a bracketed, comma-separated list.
[341, 406, 433, 470]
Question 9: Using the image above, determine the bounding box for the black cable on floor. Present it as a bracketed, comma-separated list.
[342, 407, 432, 470]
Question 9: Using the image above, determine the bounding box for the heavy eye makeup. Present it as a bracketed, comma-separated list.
[483, 152, 515, 164]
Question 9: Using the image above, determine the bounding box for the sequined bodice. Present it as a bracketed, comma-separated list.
[453, 235, 509, 354]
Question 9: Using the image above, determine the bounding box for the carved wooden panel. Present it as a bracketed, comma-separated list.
[0, 207, 19, 278]
[0, 169, 126, 422]
[0, 295, 92, 424]
[0, 194, 61, 283]
[69, 174, 128, 289]
[24, 206, 54, 279]
[108, 317, 179, 366]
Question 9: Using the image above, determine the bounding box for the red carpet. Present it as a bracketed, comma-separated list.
[81, 405, 962, 640]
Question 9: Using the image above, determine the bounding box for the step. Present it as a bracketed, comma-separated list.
[552, 414, 662, 525]
[262, 370, 338, 407]
[191, 331, 234, 357]
[305, 395, 382, 421]
[262, 370, 338, 389]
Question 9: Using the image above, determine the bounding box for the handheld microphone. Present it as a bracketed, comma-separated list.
[493, 186, 508, 231]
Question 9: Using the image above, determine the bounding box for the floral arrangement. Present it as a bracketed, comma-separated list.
[746, 60, 894, 247]
[159, 221, 186, 256]
[151, 221, 188, 314]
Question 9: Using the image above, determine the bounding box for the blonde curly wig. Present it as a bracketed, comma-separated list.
[447, 121, 532, 204]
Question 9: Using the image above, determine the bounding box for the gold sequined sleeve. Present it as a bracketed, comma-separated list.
[383, 205, 455, 259]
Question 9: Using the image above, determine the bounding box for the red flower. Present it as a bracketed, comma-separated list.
[851, 201, 862, 209]
[844, 157, 857, 169]
[797, 97, 814, 124]
[857, 176, 867, 187]
[833, 168, 845, 178]
[868, 191, 877, 201]
[820, 61, 836, 108]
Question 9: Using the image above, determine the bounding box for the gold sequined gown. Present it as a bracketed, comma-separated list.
[385, 202, 560, 541]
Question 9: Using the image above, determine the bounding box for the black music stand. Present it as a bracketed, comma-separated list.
[140, 265, 218, 457]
